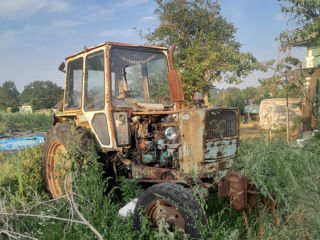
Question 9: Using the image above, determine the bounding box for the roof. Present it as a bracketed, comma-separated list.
[65, 42, 168, 60]
[291, 32, 317, 47]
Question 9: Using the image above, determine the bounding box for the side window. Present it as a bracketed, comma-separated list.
[65, 58, 83, 109]
[84, 50, 105, 110]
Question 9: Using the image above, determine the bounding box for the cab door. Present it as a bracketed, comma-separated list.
[82, 47, 115, 149]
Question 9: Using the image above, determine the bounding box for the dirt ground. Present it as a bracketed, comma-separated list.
[240, 122, 269, 139]
[240, 121, 300, 141]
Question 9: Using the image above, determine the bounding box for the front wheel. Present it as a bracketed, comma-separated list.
[133, 182, 203, 238]
[43, 123, 91, 198]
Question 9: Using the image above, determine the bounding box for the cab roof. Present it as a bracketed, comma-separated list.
[65, 42, 168, 60]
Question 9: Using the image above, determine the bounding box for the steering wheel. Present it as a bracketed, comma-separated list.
[116, 90, 141, 99]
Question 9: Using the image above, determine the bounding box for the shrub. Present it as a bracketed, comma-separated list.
[0, 146, 45, 200]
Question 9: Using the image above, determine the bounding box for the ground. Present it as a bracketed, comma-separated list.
[240, 122, 269, 139]
[240, 121, 300, 141]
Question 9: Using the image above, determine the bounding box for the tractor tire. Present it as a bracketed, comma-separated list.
[133, 182, 203, 238]
[43, 123, 92, 198]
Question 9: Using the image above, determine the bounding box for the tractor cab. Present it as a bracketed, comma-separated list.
[59, 42, 182, 150]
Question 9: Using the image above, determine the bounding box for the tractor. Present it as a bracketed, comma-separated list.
[43, 42, 256, 237]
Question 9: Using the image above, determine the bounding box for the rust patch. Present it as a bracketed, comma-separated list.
[247, 183, 259, 208]
[227, 171, 247, 211]
[132, 164, 188, 184]
[168, 44, 184, 106]
[217, 181, 230, 198]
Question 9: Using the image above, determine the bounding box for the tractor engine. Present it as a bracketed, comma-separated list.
[129, 114, 180, 169]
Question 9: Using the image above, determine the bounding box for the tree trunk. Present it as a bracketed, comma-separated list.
[302, 68, 320, 131]
[286, 86, 290, 143]
[312, 81, 319, 128]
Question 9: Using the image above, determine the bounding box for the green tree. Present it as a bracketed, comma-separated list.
[278, 0, 320, 131]
[278, 0, 320, 49]
[144, 0, 260, 102]
[210, 87, 246, 112]
[0, 81, 20, 112]
[20, 81, 63, 110]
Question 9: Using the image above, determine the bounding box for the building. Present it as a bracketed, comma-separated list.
[259, 98, 301, 129]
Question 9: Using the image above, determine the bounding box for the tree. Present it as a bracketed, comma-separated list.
[278, 0, 320, 49]
[210, 87, 246, 113]
[0, 81, 20, 112]
[20, 81, 63, 110]
[278, 0, 320, 130]
[144, 0, 260, 102]
[258, 55, 305, 142]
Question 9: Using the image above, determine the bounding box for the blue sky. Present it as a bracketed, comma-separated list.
[0, 0, 306, 91]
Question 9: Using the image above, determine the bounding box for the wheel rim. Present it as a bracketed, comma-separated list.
[146, 200, 186, 232]
[46, 141, 69, 198]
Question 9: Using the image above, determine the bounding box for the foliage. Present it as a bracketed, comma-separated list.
[20, 80, 63, 110]
[210, 87, 246, 113]
[278, 0, 320, 49]
[119, 176, 143, 204]
[0, 112, 53, 134]
[210, 87, 268, 113]
[0, 81, 20, 112]
[233, 138, 320, 239]
[144, 0, 261, 102]
[1, 127, 320, 239]
[257, 55, 303, 100]
[16, 146, 45, 200]
[0, 146, 44, 200]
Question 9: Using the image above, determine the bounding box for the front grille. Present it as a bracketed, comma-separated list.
[205, 110, 237, 139]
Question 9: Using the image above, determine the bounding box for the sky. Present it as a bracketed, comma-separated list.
[0, 0, 306, 92]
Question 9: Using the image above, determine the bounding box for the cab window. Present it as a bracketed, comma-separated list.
[65, 58, 83, 109]
[84, 50, 105, 110]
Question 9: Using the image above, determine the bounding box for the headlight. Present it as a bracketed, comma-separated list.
[165, 127, 178, 142]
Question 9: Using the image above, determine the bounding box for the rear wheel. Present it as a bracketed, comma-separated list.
[133, 182, 203, 238]
[43, 123, 91, 198]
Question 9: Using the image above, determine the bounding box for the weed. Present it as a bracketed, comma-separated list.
[119, 176, 143, 204]
[234, 138, 320, 239]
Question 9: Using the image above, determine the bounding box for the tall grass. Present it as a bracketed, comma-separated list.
[0, 134, 320, 239]
[0, 112, 53, 134]
[234, 137, 320, 239]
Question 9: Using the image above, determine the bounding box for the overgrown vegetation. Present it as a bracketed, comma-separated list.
[234, 137, 320, 239]
[1, 133, 319, 239]
[0, 112, 53, 134]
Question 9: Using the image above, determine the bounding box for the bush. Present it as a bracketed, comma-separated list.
[0, 146, 44, 200]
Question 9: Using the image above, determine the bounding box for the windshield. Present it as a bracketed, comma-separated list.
[110, 47, 172, 107]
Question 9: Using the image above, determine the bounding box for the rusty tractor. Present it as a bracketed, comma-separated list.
[43, 42, 257, 237]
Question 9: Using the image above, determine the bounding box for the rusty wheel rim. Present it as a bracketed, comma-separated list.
[46, 141, 69, 198]
[146, 200, 186, 232]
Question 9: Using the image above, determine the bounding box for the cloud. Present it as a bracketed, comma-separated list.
[52, 20, 82, 28]
[0, 0, 46, 19]
[97, 29, 135, 40]
[142, 16, 156, 22]
[48, 0, 69, 12]
[114, 0, 149, 8]
[83, 6, 112, 22]
[0, 0, 68, 19]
